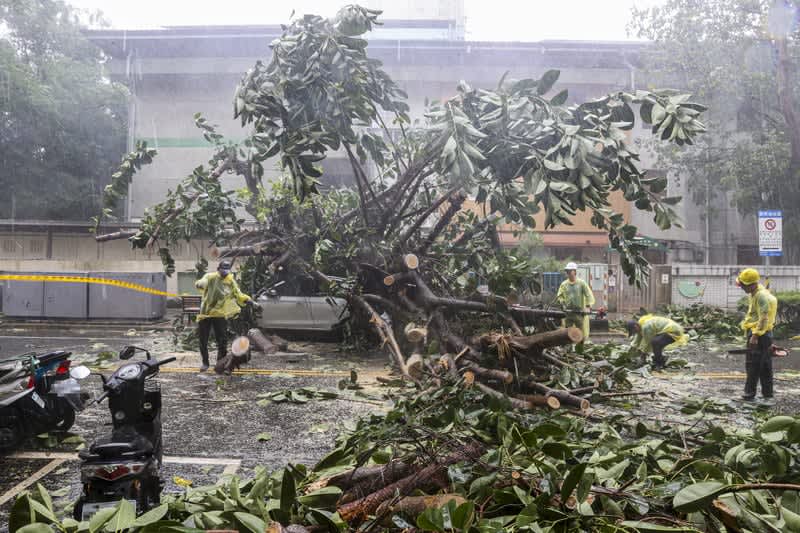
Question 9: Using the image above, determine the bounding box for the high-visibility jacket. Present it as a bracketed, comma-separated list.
[557, 278, 595, 340]
[631, 314, 688, 353]
[195, 272, 251, 320]
[740, 284, 777, 337]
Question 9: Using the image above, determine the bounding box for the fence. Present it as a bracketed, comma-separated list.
[670, 264, 800, 310]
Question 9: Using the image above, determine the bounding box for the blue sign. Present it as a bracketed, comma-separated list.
[758, 210, 782, 257]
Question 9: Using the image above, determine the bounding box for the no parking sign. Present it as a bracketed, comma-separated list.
[758, 210, 782, 257]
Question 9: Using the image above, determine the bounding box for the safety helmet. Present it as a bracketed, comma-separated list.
[565, 262, 578, 271]
[736, 268, 760, 286]
[218, 260, 232, 276]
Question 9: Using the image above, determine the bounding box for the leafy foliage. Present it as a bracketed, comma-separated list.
[13, 387, 800, 532]
[659, 304, 742, 340]
[0, 0, 128, 220]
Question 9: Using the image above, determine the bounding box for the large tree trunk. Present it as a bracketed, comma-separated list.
[337, 443, 483, 524]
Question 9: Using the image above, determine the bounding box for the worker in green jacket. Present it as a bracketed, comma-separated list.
[626, 314, 688, 370]
[556, 262, 595, 342]
[195, 260, 252, 372]
[737, 268, 778, 402]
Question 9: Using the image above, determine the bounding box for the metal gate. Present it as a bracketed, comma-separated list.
[614, 265, 672, 313]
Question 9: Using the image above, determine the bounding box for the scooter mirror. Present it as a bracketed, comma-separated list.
[119, 346, 137, 360]
[70, 365, 91, 380]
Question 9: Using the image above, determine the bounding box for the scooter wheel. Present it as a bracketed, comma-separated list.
[0, 411, 23, 453]
[73, 498, 84, 521]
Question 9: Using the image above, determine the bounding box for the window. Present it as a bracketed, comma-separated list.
[2, 239, 17, 254]
[29, 239, 44, 255]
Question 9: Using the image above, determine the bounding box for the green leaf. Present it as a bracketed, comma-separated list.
[34, 484, 53, 513]
[560, 462, 587, 501]
[542, 441, 572, 460]
[105, 499, 135, 532]
[672, 481, 728, 512]
[550, 89, 569, 106]
[89, 507, 117, 533]
[131, 503, 169, 527]
[8, 494, 35, 531]
[234, 512, 267, 533]
[297, 486, 342, 508]
[451, 501, 475, 529]
[257, 432, 272, 442]
[761, 415, 797, 433]
[619, 521, 697, 532]
[417, 507, 445, 532]
[280, 467, 296, 514]
[537, 70, 561, 95]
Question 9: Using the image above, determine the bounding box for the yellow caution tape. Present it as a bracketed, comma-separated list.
[0, 274, 179, 298]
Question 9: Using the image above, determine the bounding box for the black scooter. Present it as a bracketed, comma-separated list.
[0, 350, 91, 452]
[74, 346, 175, 520]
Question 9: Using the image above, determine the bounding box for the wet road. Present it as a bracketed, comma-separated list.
[0, 326, 389, 530]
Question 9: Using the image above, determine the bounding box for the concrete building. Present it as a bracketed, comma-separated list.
[2, 11, 749, 291]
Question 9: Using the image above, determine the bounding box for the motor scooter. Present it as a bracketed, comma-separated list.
[0, 350, 91, 452]
[74, 345, 175, 520]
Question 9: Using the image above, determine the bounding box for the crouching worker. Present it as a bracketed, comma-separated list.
[195, 260, 252, 373]
[737, 268, 777, 403]
[626, 314, 688, 370]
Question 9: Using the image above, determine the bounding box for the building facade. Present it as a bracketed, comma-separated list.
[1, 15, 756, 292]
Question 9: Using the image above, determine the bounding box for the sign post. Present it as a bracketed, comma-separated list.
[758, 210, 782, 264]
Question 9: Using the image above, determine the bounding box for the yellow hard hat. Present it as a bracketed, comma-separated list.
[737, 268, 760, 286]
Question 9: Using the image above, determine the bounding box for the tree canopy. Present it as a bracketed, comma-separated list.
[0, 0, 128, 220]
[98, 5, 706, 289]
[630, 0, 800, 263]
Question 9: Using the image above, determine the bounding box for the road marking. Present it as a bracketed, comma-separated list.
[0, 458, 65, 506]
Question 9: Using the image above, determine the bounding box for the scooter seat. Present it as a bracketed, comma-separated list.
[86, 434, 154, 458]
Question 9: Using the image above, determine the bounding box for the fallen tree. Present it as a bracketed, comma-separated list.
[90, 4, 707, 387]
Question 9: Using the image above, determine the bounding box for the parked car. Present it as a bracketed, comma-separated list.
[255, 282, 348, 333]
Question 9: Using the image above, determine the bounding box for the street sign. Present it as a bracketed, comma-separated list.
[758, 210, 782, 257]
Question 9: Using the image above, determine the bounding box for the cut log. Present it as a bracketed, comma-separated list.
[231, 335, 251, 358]
[474, 382, 533, 410]
[403, 253, 419, 270]
[516, 393, 561, 410]
[330, 461, 412, 502]
[337, 443, 482, 524]
[404, 323, 427, 343]
[479, 327, 583, 355]
[460, 361, 513, 384]
[406, 353, 424, 379]
[268, 334, 289, 351]
[519, 379, 590, 410]
[375, 494, 467, 524]
[248, 328, 278, 355]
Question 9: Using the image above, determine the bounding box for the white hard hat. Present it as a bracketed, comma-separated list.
[565, 262, 578, 271]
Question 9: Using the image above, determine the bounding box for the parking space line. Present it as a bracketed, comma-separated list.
[9, 451, 241, 466]
[160, 367, 350, 376]
[0, 458, 64, 506]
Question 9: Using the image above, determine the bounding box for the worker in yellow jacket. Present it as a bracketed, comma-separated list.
[626, 314, 688, 370]
[556, 262, 595, 342]
[737, 268, 778, 402]
[195, 260, 252, 372]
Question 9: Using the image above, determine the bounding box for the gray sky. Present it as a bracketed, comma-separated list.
[68, 0, 666, 41]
